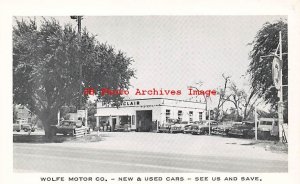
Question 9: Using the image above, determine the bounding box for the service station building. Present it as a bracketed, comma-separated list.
[95, 98, 206, 132]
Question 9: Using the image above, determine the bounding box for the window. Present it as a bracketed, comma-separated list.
[166, 109, 171, 121]
[199, 112, 203, 121]
[189, 111, 193, 123]
[178, 110, 183, 122]
[260, 121, 273, 125]
[120, 116, 131, 125]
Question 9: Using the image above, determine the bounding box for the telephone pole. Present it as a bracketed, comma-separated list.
[260, 31, 287, 142]
[71, 16, 83, 109]
[277, 31, 284, 142]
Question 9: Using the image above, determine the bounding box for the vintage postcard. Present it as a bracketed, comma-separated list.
[1, 0, 300, 184]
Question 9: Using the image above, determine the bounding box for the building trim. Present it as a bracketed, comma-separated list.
[96, 104, 205, 111]
[98, 97, 205, 104]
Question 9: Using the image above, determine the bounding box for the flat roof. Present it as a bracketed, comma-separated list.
[98, 97, 205, 104]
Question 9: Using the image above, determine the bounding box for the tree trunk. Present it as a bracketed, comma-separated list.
[40, 112, 57, 141]
[43, 122, 53, 141]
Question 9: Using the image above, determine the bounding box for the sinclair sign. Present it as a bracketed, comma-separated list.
[101, 100, 141, 107]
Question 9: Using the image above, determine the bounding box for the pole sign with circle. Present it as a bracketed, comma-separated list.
[272, 56, 282, 90]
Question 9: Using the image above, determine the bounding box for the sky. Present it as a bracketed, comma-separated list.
[15, 16, 286, 108]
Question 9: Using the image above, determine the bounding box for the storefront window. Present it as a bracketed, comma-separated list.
[120, 116, 131, 125]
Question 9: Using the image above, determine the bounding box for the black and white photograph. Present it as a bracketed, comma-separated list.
[1, 1, 300, 184]
[12, 15, 288, 173]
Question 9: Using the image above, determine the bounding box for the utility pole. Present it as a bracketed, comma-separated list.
[208, 109, 211, 135]
[254, 106, 258, 141]
[259, 31, 286, 142]
[71, 16, 83, 109]
[277, 31, 284, 142]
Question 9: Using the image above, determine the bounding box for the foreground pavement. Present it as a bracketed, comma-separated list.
[14, 132, 288, 173]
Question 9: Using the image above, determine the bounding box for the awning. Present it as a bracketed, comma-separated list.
[95, 108, 135, 117]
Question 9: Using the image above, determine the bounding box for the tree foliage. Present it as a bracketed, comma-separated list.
[13, 18, 135, 139]
[248, 20, 288, 122]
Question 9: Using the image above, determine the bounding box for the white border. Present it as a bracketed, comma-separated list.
[1, 0, 299, 184]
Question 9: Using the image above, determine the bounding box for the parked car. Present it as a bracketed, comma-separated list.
[183, 124, 193, 134]
[170, 121, 189, 133]
[227, 121, 255, 138]
[13, 119, 36, 132]
[157, 122, 174, 133]
[257, 118, 279, 140]
[114, 124, 130, 132]
[54, 120, 84, 136]
[211, 122, 232, 136]
[183, 121, 200, 134]
[22, 123, 36, 132]
[191, 120, 219, 135]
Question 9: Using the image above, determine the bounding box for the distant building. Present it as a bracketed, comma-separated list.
[15, 105, 32, 123]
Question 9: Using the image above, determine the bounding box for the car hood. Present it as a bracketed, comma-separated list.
[231, 125, 253, 130]
[57, 125, 76, 129]
[172, 124, 187, 128]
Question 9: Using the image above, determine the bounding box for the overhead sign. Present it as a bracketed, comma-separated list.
[272, 56, 282, 90]
[101, 101, 141, 107]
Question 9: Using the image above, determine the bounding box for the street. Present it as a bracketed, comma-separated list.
[14, 132, 288, 173]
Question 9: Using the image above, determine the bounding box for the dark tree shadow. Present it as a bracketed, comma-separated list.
[13, 134, 71, 143]
[13, 133, 103, 143]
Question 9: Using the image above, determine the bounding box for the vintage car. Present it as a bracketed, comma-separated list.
[257, 118, 279, 140]
[227, 121, 255, 138]
[13, 119, 36, 132]
[157, 122, 174, 133]
[54, 120, 84, 136]
[170, 121, 189, 133]
[211, 123, 232, 136]
[114, 124, 130, 132]
[191, 120, 219, 135]
[183, 124, 193, 134]
[183, 121, 200, 134]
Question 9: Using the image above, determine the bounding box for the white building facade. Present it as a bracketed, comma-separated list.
[95, 98, 206, 132]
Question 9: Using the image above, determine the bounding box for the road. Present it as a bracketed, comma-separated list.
[14, 132, 288, 173]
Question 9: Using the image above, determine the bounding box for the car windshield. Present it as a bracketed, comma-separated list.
[260, 121, 273, 125]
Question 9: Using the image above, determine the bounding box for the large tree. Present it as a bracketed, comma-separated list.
[13, 18, 135, 139]
[248, 20, 288, 123]
[214, 74, 231, 121]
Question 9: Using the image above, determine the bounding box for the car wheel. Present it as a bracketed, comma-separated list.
[23, 128, 28, 132]
[63, 133, 67, 136]
[16, 130, 20, 132]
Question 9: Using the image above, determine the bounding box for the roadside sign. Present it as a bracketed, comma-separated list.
[272, 56, 281, 90]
